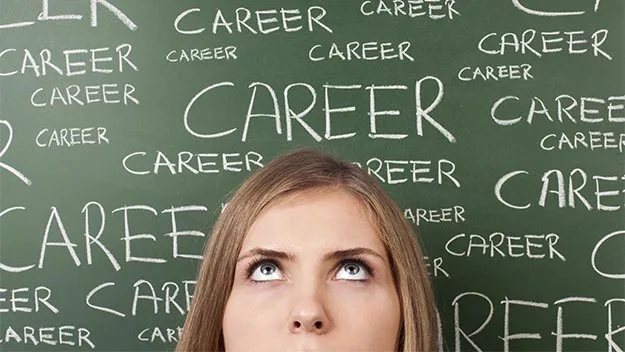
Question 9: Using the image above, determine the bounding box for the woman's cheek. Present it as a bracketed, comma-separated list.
[332, 283, 400, 316]
[327, 282, 385, 309]
[236, 282, 289, 310]
[225, 286, 278, 332]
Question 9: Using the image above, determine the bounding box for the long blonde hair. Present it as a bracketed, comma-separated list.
[176, 149, 438, 351]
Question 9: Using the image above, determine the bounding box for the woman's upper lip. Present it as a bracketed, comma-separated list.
[293, 342, 321, 351]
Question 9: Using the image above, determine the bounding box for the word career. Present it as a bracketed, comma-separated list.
[184, 77, 456, 143]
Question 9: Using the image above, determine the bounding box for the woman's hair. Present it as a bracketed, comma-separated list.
[176, 148, 438, 352]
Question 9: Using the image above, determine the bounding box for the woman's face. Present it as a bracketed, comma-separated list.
[222, 188, 401, 351]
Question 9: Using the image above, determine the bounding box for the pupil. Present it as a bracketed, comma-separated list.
[347, 264, 359, 274]
[262, 265, 273, 275]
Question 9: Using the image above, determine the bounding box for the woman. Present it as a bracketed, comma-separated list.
[176, 149, 438, 351]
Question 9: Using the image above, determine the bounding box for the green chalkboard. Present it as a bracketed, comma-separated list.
[1, 0, 624, 351]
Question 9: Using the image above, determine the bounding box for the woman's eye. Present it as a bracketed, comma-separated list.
[336, 261, 369, 281]
[249, 261, 283, 282]
[247, 259, 371, 282]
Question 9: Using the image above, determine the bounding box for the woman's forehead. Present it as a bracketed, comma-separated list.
[240, 188, 385, 255]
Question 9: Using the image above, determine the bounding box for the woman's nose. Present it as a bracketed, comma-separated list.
[288, 292, 332, 335]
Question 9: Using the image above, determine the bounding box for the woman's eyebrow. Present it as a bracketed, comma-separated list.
[236, 247, 385, 263]
[237, 248, 295, 263]
[324, 247, 385, 262]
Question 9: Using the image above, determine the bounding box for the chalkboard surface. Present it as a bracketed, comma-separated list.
[1, 1, 624, 351]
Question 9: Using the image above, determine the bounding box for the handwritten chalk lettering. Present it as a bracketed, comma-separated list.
[0, 120, 32, 186]
[351, 158, 460, 187]
[553, 298, 599, 352]
[445, 232, 566, 260]
[367, 85, 410, 140]
[35, 127, 109, 148]
[360, 0, 460, 20]
[165, 47, 238, 63]
[479, 29, 612, 60]
[495, 169, 625, 211]
[512, 0, 602, 16]
[30, 83, 139, 107]
[123, 204, 196, 264]
[424, 256, 451, 278]
[458, 64, 533, 81]
[86, 280, 195, 317]
[491, 95, 625, 126]
[0, 44, 137, 77]
[605, 299, 625, 352]
[404, 205, 466, 225]
[1, 203, 209, 272]
[137, 327, 183, 343]
[0, 0, 136, 30]
[83, 202, 121, 271]
[0, 207, 34, 272]
[451, 293, 619, 352]
[591, 230, 625, 279]
[0, 286, 58, 313]
[174, 6, 332, 35]
[309, 41, 414, 62]
[0, 326, 94, 349]
[85, 282, 124, 317]
[500, 298, 550, 352]
[112, 205, 165, 264]
[122, 151, 264, 176]
[185, 78, 455, 143]
[39, 207, 82, 269]
[540, 131, 625, 152]
[162, 206, 208, 260]
[452, 292, 494, 352]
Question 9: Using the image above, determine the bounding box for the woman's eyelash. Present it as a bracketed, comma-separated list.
[244, 255, 375, 281]
[245, 257, 281, 279]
